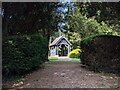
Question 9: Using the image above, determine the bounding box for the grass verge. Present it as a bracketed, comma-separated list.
[48, 56, 58, 61]
[71, 58, 81, 62]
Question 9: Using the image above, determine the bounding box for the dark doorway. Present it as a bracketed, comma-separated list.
[58, 44, 68, 56]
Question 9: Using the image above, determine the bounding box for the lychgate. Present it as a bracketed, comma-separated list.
[49, 35, 72, 56]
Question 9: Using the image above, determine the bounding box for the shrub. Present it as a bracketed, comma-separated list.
[68, 49, 81, 58]
[80, 35, 120, 74]
[2, 34, 49, 76]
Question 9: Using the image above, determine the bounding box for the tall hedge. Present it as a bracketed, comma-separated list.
[2, 34, 48, 76]
[80, 35, 120, 74]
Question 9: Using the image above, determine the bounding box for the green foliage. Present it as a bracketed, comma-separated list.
[68, 49, 81, 59]
[81, 34, 118, 47]
[80, 35, 120, 74]
[2, 34, 48, 76]
[65, 3, 120, 50]
[80, 35, 99, 47]
[67, 7, 119, 39]
[76, 2, 120, 33]
[66, 32, 81, 49]
[72, 58, 81, 62]
[3, 3, 60, 38]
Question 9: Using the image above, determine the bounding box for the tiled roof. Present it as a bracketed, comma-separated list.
[49, 35, 71, 46]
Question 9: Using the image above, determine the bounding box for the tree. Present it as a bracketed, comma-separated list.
[75, 2, 120, 33]
[49, 1, 75, 43]
[66, 31, 81, 49]
[2, 2, 59, 40]
[67, 6, 118, 39]
[2, 2, 62, 63]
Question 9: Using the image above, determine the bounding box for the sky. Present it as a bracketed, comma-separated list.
[57, 1, 75, 32]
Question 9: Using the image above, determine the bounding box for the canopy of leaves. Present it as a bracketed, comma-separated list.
[76, 2, 120, 32]
[67, 7, 119, 39]
[2, 2, 60, 39]
[66, 31, 81, 49]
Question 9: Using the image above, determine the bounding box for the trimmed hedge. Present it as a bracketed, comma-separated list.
[80, 35, 120, 74]
[68, 49, 81, 58]
[2, 34, 48, 76]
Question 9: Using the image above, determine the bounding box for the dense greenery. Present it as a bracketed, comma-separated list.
[75, 2, 120, 33]
[67, 8, 119, 39]
[65, 2, 120, 50]
[80, 35, 99, 47]
[2, 2, 60, 76]
[68, 49, 81, 59]
[66, 32, 81, 49]
[2, 2, 120, 77]
[2, 2, 60, 40]
[80, 35, 120, 74]
[2, 34, 48, 76]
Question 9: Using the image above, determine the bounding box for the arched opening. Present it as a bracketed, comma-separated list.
[58, 44, 68, 56]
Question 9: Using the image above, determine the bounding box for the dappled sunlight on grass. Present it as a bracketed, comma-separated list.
[48, 56, 81, 62]
[71, 58, 81, 62]
[48, 56, 58, 61]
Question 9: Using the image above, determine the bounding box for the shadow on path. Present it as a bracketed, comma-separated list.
[4, 60, 119, 89]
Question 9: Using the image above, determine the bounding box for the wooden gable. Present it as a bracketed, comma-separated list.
[58, 38, 70, 45]
[49, 35, 71, 47]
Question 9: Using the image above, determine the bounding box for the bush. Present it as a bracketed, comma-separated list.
[68, 49, 81, 58]
[2, 34, 49, 76]
[80, 35, 120, 74]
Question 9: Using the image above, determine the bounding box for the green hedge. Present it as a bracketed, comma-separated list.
[80, 35, 120, 74]
[2, 34, 48, 76]
[68, 49, 81, 58]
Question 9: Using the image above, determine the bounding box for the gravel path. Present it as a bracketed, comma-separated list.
[4, 61, 119, 89]
[57, 57, 72, 61]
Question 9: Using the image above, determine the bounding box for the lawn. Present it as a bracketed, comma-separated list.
[48, 56, 58, 61]
[48, 56, 80, 62]
[71, 58, 81, 62]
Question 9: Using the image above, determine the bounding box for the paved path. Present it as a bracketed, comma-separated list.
[8, 61, 119, 89]
[57, 56, 72, 61]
